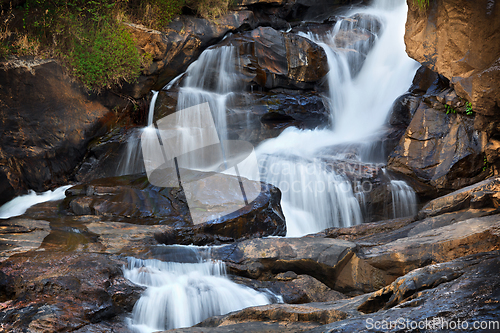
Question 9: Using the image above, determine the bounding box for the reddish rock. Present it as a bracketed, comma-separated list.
[0, 252, 143, 332]
[405, 0, 500, 117]
[0, 60, 112, 205]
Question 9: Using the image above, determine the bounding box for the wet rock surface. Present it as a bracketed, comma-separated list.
[233, 273, 346, 304]
[358, 214, 500, 275]
[211, 237, 356, 288]
[405, 0, 500, 117]
[63, 173, 286, 245]
[163, 251, 500, 333]
[216, 26, 328, 90]
[418, 176, 500, 219]
[123, 11, 259, 97]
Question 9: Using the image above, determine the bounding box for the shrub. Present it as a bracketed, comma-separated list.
[412, 0, 429, 10]
[187, 0, 232, 20]
[1, 0, 233, 89]
[68, 19, 142, 90]
[18, 0, 142, 90]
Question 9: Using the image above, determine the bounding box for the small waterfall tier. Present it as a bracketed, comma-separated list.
[124, 246, 278, 332]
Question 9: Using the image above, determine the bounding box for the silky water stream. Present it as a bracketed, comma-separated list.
[124, 1, 419, 331]
[0, 1, 420, 331]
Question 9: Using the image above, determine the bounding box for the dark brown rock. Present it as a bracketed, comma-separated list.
[359, 214, 500, 276]
[388, 93, 421, 128]
[0, 252, 143, 332]
[0, 60, 112, 205]
[309, 251, 500, 332]
[0, 218, 50, 261]
[211, 237, 356, 288]
[122, 11, 258, 97]
[387, 101, 485, 194]
[63, 173, 286, 245]
[217, 26, 328, 90]
[418, 176, 500, 219]
[233, 274, 346, 304]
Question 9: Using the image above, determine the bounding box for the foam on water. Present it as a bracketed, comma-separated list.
[124, 247, 278, 332]
[0, 185, 72, 219]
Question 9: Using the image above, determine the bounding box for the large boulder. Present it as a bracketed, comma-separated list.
[418, 176, 500, 219]
[358, 214, 500, 276]
[387, 97, 485, 195]
[233, 273, 346, 304]
[63, 173, 286, 245]
[217, 26, 328, 90]
[405, 0, 500, 172]
[310, 251, 500, 332]
[405, 0, 500, 117]
[0, 60, 111, 205]
[211, 237, 357, 288]
[165, 251, 500, 333]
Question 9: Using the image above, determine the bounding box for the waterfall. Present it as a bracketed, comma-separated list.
[124, 246, 277, 333]
[147, 90, 159, 126]
[117, 90, 159, 176]
[390, 180, 418, 219]
[255, 0, 419, 235]
[176, 45, 241, 144]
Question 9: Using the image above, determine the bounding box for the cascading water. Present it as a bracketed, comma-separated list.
[389, 180, 418, 218]
[124, 246, 277, 333]
[116, 90, 159, 176]
[176, 46, 241, 146]
[124, 1, 419, 329]
[255, 0, 419, 235]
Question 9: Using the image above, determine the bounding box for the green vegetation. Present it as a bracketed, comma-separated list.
[412, 0, 430, 10]
[0, 0, 232, 90]
[466, 101, 474, 115]
[444, 104, 457, 115]
[69, 19, 142, 89]
[483, 156, 490, 172]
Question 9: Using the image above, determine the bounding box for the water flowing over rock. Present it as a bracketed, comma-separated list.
[0, 252, 143, 332]
[5, 0, 500, 331]
[164, 252, 500, 333]
[122, 11, 259, 98]
[124, 255, 275, 332]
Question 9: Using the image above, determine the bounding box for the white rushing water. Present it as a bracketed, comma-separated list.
[256, 0, 419, 235]
[390, 180, 418, 218]
[124, 248, 277, 333]
[121, 0, 419, 331]
[0, 185, 72, 219]
[117, 0, 419, 236]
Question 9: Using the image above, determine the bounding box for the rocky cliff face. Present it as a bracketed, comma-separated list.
[404, 0, 500, 169]
[0, 60, 113, 205]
